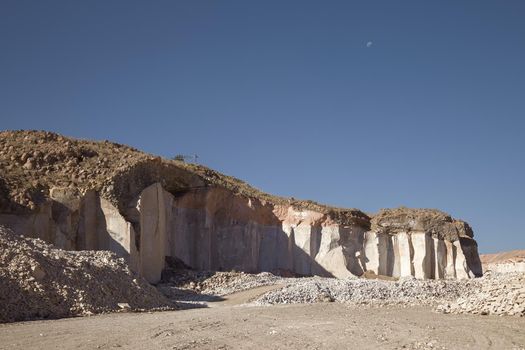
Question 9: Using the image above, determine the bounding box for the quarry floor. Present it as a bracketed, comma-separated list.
[1, 302, 524, 350]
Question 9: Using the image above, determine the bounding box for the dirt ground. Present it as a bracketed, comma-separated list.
[1, 288, 524, 350]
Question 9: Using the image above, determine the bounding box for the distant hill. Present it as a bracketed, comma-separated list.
[480, 250, 525, 264]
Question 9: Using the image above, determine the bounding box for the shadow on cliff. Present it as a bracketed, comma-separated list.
[287, 227, 335, 278]
[460, 237, 483, 277]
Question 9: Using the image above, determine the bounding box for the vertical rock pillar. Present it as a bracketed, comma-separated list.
[411, 232, 431, 279]
[138, 183, 169, 284]
[444, 240, 457, 278]
[434, 238, 447, 279]
[396, 232, 413, 277]
[453, 240, 472, 279]
[364, 231, 380, 274]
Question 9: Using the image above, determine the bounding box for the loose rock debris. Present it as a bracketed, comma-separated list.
[0, 225, 174, 323]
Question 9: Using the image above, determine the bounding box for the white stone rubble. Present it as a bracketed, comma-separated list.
[437, 272, 525, 316]
[0, 225, 173, 323]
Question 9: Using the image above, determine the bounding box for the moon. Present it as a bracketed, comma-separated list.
[366, 41, 373, 48]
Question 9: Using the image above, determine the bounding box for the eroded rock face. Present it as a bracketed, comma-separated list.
[0, 183, 483, 283]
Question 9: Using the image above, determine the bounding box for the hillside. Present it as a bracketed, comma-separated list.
[480, 250, 525, 264]
[0, 130, 368, 225]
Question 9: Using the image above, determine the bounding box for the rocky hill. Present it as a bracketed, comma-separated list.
[0, 130, 482, 283]
[0, 130, 367, 221]
[480, 250, 525, 264]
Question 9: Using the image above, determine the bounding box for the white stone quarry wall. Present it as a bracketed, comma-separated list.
[445, 240, 457, 278]
[313, 225, 362, 278]
[362, 230, 475, 280]
[0, 182, 481, 283]
[411, 232, 430, 279]
[432, 237, 441, 278]
[133, 183, 172, 283]
[454, 240, 473, 279]
[363, 231, 380, 274]
[98, 198, 137, 270]
[396, 232, 413, 277]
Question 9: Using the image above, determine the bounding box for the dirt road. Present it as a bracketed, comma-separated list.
[1, 302, 524, 350]
[209, 284, 284, 307]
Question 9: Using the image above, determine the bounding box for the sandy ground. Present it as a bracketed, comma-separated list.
[1, 291, 524, 350]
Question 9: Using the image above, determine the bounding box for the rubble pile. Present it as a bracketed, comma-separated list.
[160, 269, 525, 318]
[437, 272, 525, 316]
[0, 225, 173, 323]
[253, 276, 477, 306]
[158, 269, 282, 298]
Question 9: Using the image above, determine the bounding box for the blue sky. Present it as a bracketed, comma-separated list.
[1, 1, 524, 253]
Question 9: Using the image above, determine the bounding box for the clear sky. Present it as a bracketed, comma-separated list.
[1, 1, 524, 253]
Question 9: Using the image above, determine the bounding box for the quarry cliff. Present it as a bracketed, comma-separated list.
[0, 130, 482, 283]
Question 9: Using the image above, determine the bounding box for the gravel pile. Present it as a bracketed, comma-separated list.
[0, 225, 174, 323]
[158, 268, 485, 309]
[253, 276, 477, 306]
[437, 272, 525, 316]
[0, 130, 369, 223]
[158, 269, 283, 303]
